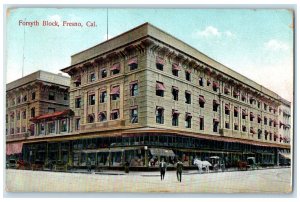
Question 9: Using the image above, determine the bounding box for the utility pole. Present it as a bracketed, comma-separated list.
[21, 18, 26, 77]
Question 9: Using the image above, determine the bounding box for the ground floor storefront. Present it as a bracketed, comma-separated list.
[6, 132, 291, 171]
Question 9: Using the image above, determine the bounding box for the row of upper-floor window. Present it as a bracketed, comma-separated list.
[6, 107, 57, 123]
[71, 56, 279, 115]
[155, 81, 278, 115]
[73, 58, 139, 87]
[85, 107, 138, 124]
[8, 91, 68, 107]
[154, 106, 285, 131]
[74, 82, 138, 108]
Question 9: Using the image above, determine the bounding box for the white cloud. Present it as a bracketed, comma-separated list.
[196, 26, 221, 37]
[195, 26, 235, 38]
[264, 39, 289, 51]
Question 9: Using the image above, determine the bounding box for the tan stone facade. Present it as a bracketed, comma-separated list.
[6, 70, 70, 140]
[62, 23, 291, 148]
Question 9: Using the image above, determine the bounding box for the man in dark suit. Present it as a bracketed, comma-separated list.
[176, 159, 184, 182]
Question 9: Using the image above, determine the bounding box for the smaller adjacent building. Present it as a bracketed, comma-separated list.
[6, 70, 70, 157]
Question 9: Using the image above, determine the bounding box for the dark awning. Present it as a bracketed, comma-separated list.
[111, 63, 120, 71]
[110, 86, 120, 95]
[172, 109, 180, 115]
[150, 148, 175, 157]
[213, 81, 219, 88]
[156, 82, 166, 91]
[128, 57, 138, 65]
[199, 95, 206, 104]
[156, 57, 165, 65]
[213, 100, 220, 105]
[172, 64, 181, 71]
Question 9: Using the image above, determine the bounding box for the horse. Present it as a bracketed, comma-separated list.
[193, 158, 212, 173]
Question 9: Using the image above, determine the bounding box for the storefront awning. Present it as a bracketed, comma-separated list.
[6, 142, 23, 155]
[156, 82, 166, 91]
[279, 153, 291, 160]
[150, 148, 175, 157]
[110, 86, 120, 95]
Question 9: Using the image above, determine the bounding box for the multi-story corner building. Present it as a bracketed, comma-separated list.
[9, 23, 292, 169]
[6, 70, 70, 155]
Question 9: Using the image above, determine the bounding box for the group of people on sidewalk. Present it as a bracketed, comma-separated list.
[159, 158, 183, 182]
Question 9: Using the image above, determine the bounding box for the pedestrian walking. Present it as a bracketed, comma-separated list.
[176, 159, 183, 182]
[159, 158, 167, 180]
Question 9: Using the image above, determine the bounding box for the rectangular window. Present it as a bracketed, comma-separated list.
[130, 82, 138, 96]
[199, 95, 205, 108]
[264, 117, 267, 125]
[234, 124, 239, 131]
[264, 103, 267, 111]
[111, 63, 120, 75]
[213, 119, 219, 132]
[172, 64, 180, 77]
[199, 77, 204, 86]
[40, 123, 45, 135]
[224, 86, 230, 95]
[172, 87, 179, 101]
[213, 100, 219, 112]
[60, 119, 67, 132]
[111, 86, 120, 101]
[258, 129, 262, 139]
[234, 107, 238, 117]
[225, 122, 230, 129]
[48, 122, 55, 134]
[172, 110, 179, 126]
[32, 92, 36, 100]
[185, 91, 191, 104]
[90, 73, 96, 82]
[31, 108, 35, 118]
[242, 110, 247, 119]
[265, 131, 268, 140]
[185, 71, 191, 81]
[258, 115, 261, 124]
[128, 57, 138, 71]
[257, 101, 261, 108]
[22, 95, 27, 102]
[22, 110, 26, 119]
[200, 117, 204, 130]
[64, 93, 68, 100]
[156, 57, 164, 71]
[213, 81, 219, 92]
[74, 76, 81, 87]
[130, 108, 138, 123]
[100, 91, 107, 103]
[17, 112, 20, 120]
[17, 96, 21, 104]
[100, 69, 107, 78]
[75, 118, 80, 130]
[49, 92, 55, 100]
[269, 133, 272, 141]
[75, 97, 81, 108]
[156, 82, 165, 97]
[225, 104, 230, 115]
[156, 107, 164, 124]
[48, 108, 55, 113]
[250, 112, 254, 121]
[242, 125, 247, 132]
[111, 109, 119, 120]
[185, 113, 192, 128]
[89, 94, 95, 105]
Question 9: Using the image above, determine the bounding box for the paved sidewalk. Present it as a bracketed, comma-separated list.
[6, 167, 292, 193]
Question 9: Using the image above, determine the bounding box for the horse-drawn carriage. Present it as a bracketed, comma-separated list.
[194, 156, 225, 173]
[237, 157, 258, 171]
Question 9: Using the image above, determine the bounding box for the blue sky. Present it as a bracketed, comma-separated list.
[6, 8, 293, 101]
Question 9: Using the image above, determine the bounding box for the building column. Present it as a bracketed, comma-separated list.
[83, 91, 88, 124]
[95, 89, 99, 119]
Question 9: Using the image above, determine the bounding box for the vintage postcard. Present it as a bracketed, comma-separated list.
[4, 7, 293, 193]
